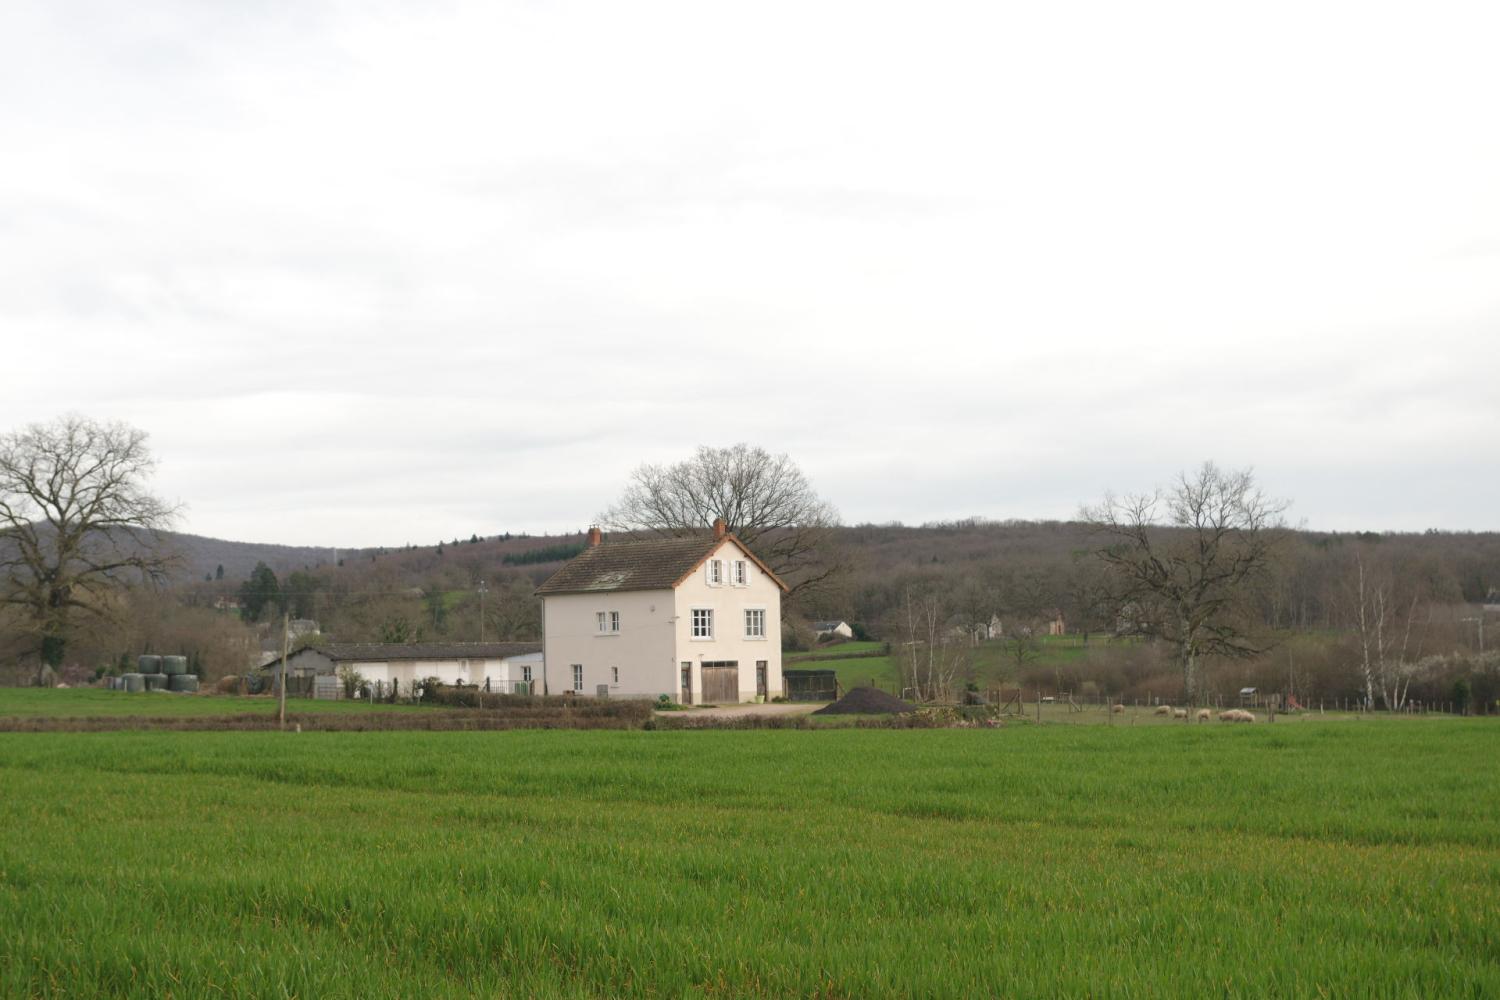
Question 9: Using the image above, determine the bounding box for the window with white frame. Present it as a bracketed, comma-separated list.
[522, 665, 532, 682]
[597, 611, 620, 634]
[691, 608, 714, 639]
[610, 611, 620, 633]
[708, 559, 723, 585]
[733, 560, 747, 585]
[571, 664, 583, 691]
[744, 608, 766, 639]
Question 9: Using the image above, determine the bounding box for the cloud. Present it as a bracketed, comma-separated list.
[2, 0, 1498, 543]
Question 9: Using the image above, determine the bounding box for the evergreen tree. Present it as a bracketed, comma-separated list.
[238, 562, 282, 622]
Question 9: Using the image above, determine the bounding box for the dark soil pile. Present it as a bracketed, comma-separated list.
[813, 686, 917, 715]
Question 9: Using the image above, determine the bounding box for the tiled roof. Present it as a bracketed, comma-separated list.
[311, 642, 541, 663]
[535, 533, 787, 596]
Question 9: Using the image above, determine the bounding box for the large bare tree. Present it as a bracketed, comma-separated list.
[0, 416, 178, 677]
[1081, 462, 1287, 704]
[600, 444, 841, 601]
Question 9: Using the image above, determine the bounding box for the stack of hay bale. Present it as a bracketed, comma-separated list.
[115, 654, 200, 693]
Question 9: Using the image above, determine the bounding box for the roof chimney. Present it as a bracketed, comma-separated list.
[712, 517, 727, 540]
[587, 525, 602, 547]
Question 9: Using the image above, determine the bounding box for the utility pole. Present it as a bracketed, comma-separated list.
[278, 610, 289, 731]
[478, 579, 489, 643]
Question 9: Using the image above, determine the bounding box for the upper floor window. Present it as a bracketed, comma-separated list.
[596, 611, 621, 634]
[708, 559, 723, 585]
[691, 608, 714, 639]
[744, 608, 766, 639]
[733, 560, 747, 585]
[522, 665, 533, 682]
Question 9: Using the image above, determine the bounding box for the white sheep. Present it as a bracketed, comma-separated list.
[1197, 708, 1211, 723]
[1111, 703, 1125, 714]
[1154, 704, 1172, 716]
[1173, 708, 1188, 720]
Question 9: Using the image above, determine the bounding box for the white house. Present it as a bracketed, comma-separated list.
[811, 620, 855, 640]
[265, 641, 543, 692]
[536, 520, 787, 703]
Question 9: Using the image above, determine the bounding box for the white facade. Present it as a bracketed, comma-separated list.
[277, 646, 543, 693]
[541, 538, 783, 703]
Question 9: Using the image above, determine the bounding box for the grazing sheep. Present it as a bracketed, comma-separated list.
[1237, 711, 1256, 723]
[1197, 708, 1211, 723]
[1111, 703, 1125, 714]
[1218, 709, 1257, 723]
[1173, 708, 1188, 720]
[1154, 704, 1172, 716]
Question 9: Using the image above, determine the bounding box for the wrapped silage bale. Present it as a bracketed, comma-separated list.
[138, 654, 161, 674]
[143, 673, 169, 691]
[168, 674, 200, 693]
[122, 673, 146, 693]
[161, 655, 189, 676]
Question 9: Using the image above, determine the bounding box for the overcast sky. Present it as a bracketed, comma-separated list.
[3, 1, 1497, 546]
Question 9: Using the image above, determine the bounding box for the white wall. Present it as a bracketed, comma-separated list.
[349, 654, 537, 691]
[541, 588, 678, 697]
[672, 540, 783, 703]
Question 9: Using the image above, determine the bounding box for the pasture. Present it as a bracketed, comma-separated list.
[2, 721, 1497, 997]
[0, 687, 425, 718]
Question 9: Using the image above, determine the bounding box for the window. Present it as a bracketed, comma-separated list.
[708, 559, 723, 585]
[610, 611, 620, 633]
[691, 608, 714, 639]
[522, 665, 532, 683]
[597, 611, 620, 634]
[571, 664, 583, 691]
[611, 666, 619, 684]
[744, 608, 766, 639]
[733, 560, 747, 585]
[596, 612, 606, 633]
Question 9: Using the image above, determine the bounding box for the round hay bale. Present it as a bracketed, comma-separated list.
[122, 673, 145, 693]
[215, 674, 242, 695]
[137, 654, 161, 674]
[813, 687, 917, 715]
[143, 673, 170, 691]
[168, 674, 200, 693]
[160, 655, 189, 676]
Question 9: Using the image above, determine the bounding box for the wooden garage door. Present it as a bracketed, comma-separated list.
[700, 661, 739, 704]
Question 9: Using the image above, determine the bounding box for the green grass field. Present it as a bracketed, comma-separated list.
[802, 637, 1098, 694]
[2, 721, 1497, 997]
[0, 688, 426, 718]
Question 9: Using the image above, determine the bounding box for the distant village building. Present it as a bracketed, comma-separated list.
[1046, 610, 1066, 636]
[537, 521, 787, 703]
[812, 620, 854, 640]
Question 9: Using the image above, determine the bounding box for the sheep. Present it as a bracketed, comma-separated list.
[1111, 703, 1125, 714]
[1218, 709, 1257, 723]
[1173, 708, 1188, 720]
[1197, 708, 1211, 723]
[1237, 710, 1256, 723]
[1154, 704, 1172, 716]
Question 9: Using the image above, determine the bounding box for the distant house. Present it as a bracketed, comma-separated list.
[537, 521, 787, 703]
[262, 641, 543, 692]
[1045, 610, 1066, 637]
[213, 597, 242, 613]
[812, 620, 855, 640]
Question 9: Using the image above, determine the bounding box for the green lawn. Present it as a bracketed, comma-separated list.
[806, 637, 1102, 695]
[0, 687, 426, 718]
[1, 722, 1496, 997]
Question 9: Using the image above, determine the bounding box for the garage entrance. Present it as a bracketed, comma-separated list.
[700, 661, 739, 704]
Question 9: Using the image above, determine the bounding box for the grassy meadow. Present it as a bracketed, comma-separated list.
[0, 687, 426, 718]
[2, 721, 1498, 997]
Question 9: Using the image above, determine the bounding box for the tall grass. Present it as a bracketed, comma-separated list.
[1, 723, 1497, 997]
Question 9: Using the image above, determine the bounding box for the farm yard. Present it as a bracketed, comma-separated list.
[2, 720, 1497, 998]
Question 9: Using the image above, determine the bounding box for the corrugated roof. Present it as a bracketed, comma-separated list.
[535, 533, 788, 596]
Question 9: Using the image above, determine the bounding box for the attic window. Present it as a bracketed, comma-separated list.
[733, 560, 747, 585]
[708, 559, 723, 585]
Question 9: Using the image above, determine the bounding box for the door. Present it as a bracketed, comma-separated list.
[756, 661, 768, 699]
[701, 661, 739, 704]
[680, 662, 692, 705]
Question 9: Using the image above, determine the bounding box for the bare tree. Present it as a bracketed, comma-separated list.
[1081, 462, 1287, 704]
[1347, 549, 1431, 711]
[0, 416, 178, 678]
[601, 444, 841, 601]
[888, 587, 966, 702]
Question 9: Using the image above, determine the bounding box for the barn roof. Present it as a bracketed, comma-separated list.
[535, 532, 787, 596]
[269, 641, 541, 667]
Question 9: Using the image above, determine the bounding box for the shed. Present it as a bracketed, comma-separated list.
[1239, 687, 1258, 706]
[783, 669, 838, 702]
